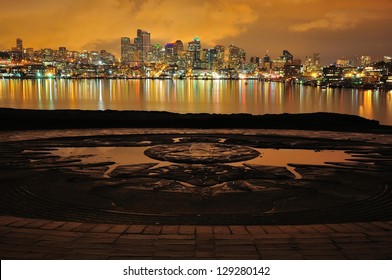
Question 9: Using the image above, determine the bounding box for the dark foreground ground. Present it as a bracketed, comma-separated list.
[1, 108, 391, 133]
[0, 109, 391, 259]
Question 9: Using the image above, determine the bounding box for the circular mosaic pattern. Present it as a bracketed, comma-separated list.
[144, 143, 260, 164]
[1, 132, 391, 225]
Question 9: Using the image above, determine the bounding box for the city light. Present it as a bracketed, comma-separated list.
[0, 33, 390, 90]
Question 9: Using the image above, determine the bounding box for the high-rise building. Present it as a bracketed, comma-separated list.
[262, 52, 271, 70]
[282, 50, 293, 62]
[100, 50, 115, 65]
[16, 38, 23, 51]
[165, 43, 176, 63]
[263, 52, 271, 63]
[212, 45, 225, 69]
[175, 40, 184, 52]
[250, 56, 260, 66]
[121, 36, 141, 65]
[121, 37, 131, 63]
[151, 44, 163, 62]
[188, 36, 201, 68]
[228, 44, 245, 69]
[204, 48, 219, 70]
[135, 29, 151, 61]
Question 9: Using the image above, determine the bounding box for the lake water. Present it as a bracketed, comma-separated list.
[1, 78, 391, 125]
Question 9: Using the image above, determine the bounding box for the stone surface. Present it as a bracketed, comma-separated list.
[1, 216, 391, 260]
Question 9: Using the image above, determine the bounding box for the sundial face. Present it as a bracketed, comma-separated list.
[144, 143, 260, 164]
[1, 132, 391, 225]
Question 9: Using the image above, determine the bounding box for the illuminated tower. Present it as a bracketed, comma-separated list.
[135, 29, 151, 61]
[228, 44, 245, 69]
[214, 45, 225, 69]
[165, 43, 176, 63]
[121, 37, 131, 63]
[188, 36, 201, 68]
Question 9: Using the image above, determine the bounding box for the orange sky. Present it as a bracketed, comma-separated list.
[1, 0, 391, 64]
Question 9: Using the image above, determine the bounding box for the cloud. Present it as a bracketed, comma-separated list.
[127, 0, 259, 45]
[0, 0, 390, 63]
[0, 0, 258, 54]
[289, 6, 390, 32]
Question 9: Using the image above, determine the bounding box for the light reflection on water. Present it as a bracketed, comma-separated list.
[1, 79, 391, 125]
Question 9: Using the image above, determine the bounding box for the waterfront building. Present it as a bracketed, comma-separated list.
[121, 37, 131, 64]
[204, 48, 219, 70]
[271, 58, 286, 75]
[361, 55, 372, 67]
[165, 43, 176, 63]
[282, 50, 293, 62]
[100, 50, 116, 65]
[261, 52, 272, 71]
[284, 59, 302, 78]
[151, 44, 164, 63]
[250, 56, 260, 67]
[0, 52, 11, 66]
[135, 29, 152, 62]
[188, 36, 202, 68]
[58, 47, 67, 61]
[213, 45, 225, 69]
[323, 65, 343, 83]
[228, 44, 245, 70]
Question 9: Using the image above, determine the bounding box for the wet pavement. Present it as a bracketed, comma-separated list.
[1, 129, 391, 259]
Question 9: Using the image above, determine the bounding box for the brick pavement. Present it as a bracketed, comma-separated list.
[1, 216, 392, 260]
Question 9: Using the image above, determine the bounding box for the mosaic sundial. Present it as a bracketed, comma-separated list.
[0, 132, 391, 225]
[144, 143, 260, 164]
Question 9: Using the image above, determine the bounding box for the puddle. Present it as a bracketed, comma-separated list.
[49, 146, 352, 179]
[231, 149, 353, 178]
[49, 147, 166, 177]
[234, 149, 352, 167]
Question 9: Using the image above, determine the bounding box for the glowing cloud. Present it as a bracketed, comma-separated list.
[288, 0, 392, 33]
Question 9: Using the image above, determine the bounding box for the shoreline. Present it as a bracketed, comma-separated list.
[1, 108, 391, 133]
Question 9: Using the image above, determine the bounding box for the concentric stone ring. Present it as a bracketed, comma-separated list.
[144, 143, 260, 164]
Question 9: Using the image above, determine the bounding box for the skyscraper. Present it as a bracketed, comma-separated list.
[214, 45, 225, 69]
[165, 43, 176, 63]
[16, 38, 23, 51]
[228, 44, 245, 69]
[188, 36, 201, 68]
[121, 37, 131, 63]
[282, 50, 293, 62]
[175, 40, 184, 52]
[135, 29, 151, 61]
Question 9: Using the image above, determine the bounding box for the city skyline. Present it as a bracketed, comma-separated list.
[1, 0, 391, 64]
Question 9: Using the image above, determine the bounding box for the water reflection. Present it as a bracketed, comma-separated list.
[50, 146, 352, 179]
[0, 79, 391, 125]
